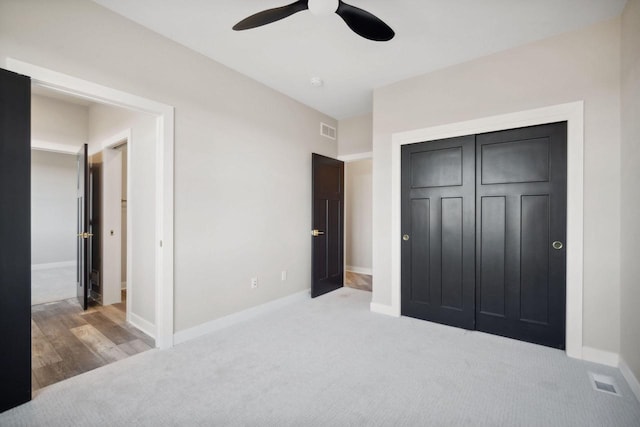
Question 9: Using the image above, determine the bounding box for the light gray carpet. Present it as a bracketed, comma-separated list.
[2, 287, 639, 426]
[31, 265, 76, 305]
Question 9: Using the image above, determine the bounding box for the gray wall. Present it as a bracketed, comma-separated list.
[345, 159, 372, 273]
[31, 150, 77, 265]
[338, 114, 372, 156]
[620, 0, 640, 387]
[0, 0, 337, 333]
[372, 18, 622, 354]
[31, 94, 88, 148]
[88, 103, 157, 323]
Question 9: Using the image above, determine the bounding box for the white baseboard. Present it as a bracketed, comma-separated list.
[173, 290, 310, 345]
[582, 346, 619, 367]
[346, 266, 373, 275]
[31, 260, 75, 270]
[370, 302, 400, 317]
[619, 357, 640, 403]
[129, 312, 156, 340]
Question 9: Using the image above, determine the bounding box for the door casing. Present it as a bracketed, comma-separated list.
[385, 101, 584, 359]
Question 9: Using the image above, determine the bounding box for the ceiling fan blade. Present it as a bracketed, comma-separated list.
[335, 1, 394, 41]
[233, 0, 309, 31]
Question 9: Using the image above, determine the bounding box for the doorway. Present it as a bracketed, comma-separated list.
[28, 88, 155, 392]
[30, 148, 77, 305]
[5, 58, 175, 349]
[311, 153, 375, 296]
[0, 59, 175, 412]
[343, 157, 373, 292]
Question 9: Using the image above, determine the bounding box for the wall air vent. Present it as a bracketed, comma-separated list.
[320, 122, 337, 140]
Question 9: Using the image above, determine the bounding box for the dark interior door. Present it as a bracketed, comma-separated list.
[476, 122, 567, 348]
[311, 153, 344, 298]
[89, 157, 101, 301]
[77, 143, 90, 310]
[0, 68, 31, 412]
[401, 136, 476, 329]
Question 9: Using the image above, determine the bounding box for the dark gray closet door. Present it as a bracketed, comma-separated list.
[476, 122, 567, 349]
[401, 135, 476, 329]
[401, 122, 567, 349]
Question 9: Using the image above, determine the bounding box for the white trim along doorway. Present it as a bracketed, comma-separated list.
[6, 58, 175, 349]
[381, 101, 584, 360]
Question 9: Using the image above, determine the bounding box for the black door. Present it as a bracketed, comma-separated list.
[77, 143, 90, 309]
[476, 122, 567, 348]
[311, 153, 344, 298]
[0, 68, 31, 412]
[401, 122, 567, 349]
[401, 136, 476, 329]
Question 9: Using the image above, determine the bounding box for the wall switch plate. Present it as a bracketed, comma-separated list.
[281, 270, 287, 281]
[251, 277, 258, 288]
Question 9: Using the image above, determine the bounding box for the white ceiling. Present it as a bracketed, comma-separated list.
[91, 0, 626, 120]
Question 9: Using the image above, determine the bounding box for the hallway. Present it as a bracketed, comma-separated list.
[31, 295, 154, 392]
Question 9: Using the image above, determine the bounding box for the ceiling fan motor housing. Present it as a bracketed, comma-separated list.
[308, 0, 339, 16]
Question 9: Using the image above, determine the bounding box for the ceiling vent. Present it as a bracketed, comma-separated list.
[320, 122, 337, 141]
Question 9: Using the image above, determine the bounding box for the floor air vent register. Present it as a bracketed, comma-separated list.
[589, 373, 621, 397]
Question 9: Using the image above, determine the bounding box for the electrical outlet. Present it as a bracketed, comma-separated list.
[281, 270, 287, 281]
[251, 277, 258, 289]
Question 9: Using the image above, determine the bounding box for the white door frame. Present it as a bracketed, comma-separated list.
[7, 58, 175, 349]
[98, 131, 131, 318]
[385, 101, 584, 359]
[99, 139, 124, 307]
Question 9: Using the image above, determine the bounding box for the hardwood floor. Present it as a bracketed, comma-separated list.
[31, 295, 154, 393]
[344, 271, 372, 292]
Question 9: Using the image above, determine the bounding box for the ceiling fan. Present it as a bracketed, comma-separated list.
[233, 0, 395, 42]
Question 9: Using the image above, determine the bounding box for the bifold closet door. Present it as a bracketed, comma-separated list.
[401, 122, 567, 350]
[401, 135, 476, 329]
[476, 122, 567, 349]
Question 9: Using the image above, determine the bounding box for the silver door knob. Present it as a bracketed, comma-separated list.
[552, 241, 563, 250]
[403, 234, 410, 241]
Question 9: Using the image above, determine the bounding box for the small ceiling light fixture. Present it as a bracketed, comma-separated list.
[310, 77, 324, 87]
